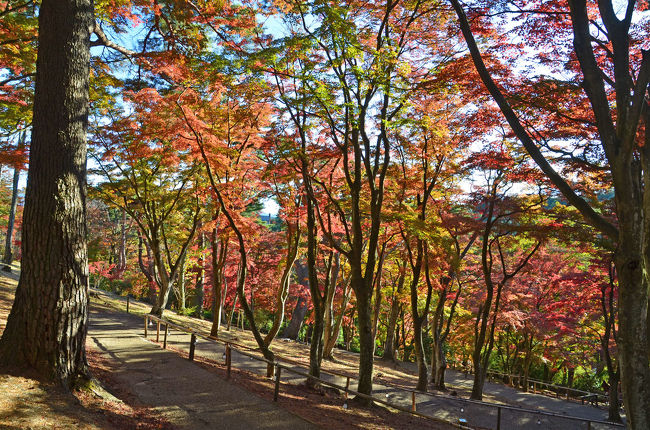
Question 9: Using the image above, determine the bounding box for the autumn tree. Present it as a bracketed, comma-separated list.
[273, 0, 447, 400]
[450, 1, 649, 424]
[92, 88, 203, 317]
[463, 145, 545, 400]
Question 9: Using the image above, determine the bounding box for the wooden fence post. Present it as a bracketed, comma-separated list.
[144, 316, 148, 338]
[497, 407, 501, 430]
[156, 321, 160, 342]
[226, 344, 232, 379]
[163, 324, 169, 349]
[411, 392, 416, 412]
[274, 365, 282, 402]
[126, 296, 130, 313]
[189, 334, 197, 361]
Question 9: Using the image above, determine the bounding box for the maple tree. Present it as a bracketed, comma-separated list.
[270, 0, 452, 400]
[450, 0, 649, 425]
[462, 144, 547, 400]
[3, 0, 646, 420]
[92, 87, 204, 317]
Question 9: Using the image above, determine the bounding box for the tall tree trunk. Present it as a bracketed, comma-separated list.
[195, 230, 205, 319]
[0, 0, 93, 387]
[178, 255, 186, 311]
[322, 253, 341, 358]
[114, 208, 126, 277]
[431, 274, 464, 389]
[371, 277, 383, 355]
[226, 290, 237, 331]
[323, 281, 351, 360]
[305, 195, 325, 385]
[282, 295, 308, 339]
[2, 163, 20, 272]
[264, 224, 300, 346]
[413, 316, 428, 391]
[354, 277, 375, 400]
[608, 369, 622, 423]
[383, 271, 405, 361]
[138, 236, 156, 304]
[521, 333, 533, 392]
[431, 339, 447, 390]
[210, 232, 227, 337]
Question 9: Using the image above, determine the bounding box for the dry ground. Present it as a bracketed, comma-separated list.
[0, 266, 174, 430]
[0, 268, 451, 429]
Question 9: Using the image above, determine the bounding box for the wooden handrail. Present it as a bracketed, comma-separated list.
[484, 370, 608, 401]
[142, 314, 624, 429]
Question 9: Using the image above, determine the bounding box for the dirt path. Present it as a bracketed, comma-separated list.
[88, 305, 318, 430]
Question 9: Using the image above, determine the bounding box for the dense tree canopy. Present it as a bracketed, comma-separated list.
[0, 0, 648, 427]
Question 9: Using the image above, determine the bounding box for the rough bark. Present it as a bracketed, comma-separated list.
[0, 0, 93, 387]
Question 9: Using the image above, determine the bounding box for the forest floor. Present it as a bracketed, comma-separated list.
[0, 269, 450, 430]
[0, 265, 174, 429]
[0, 268, 621, 429]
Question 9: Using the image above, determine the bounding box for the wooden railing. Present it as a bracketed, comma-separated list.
[483, 370, 610, 405]
[142, 314, 624, 430]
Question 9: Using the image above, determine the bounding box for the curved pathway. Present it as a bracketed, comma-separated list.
[89, 291, 624, 430]
[88, 305, 318, 430]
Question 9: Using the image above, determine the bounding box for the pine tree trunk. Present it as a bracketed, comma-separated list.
[0, 0, 92, 387]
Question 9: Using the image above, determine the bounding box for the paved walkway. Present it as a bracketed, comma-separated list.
[89, 291, 624, 430]
[142, 320, 622, 430]
[88, 306, 318, 430]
